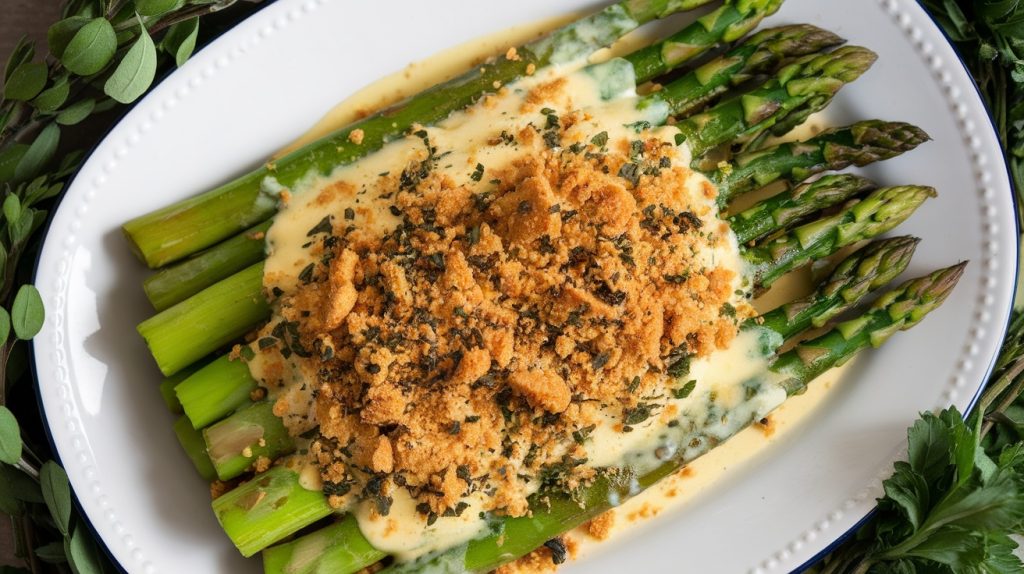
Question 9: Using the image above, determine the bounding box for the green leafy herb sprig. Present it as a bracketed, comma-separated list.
[0, 1, 260, 572]
[814, 313, 1024, 572]
[922, 0, 1024, 223]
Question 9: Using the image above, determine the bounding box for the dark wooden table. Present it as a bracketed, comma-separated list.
[2, 1, 62, 63]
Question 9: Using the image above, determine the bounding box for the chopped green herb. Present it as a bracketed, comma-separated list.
[673, 380, 697, 399]
[298, 263, 316, 284]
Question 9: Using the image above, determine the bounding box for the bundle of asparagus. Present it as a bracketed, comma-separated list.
[121, 1, 964, 572]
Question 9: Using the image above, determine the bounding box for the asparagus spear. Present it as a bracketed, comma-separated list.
[204, 401, 294, 480]
[261, 263, 962, 574]
[729, 174, 876, 244]
[674, 46, 878, 159]
[174, 415, 216, 481]
[748, 235, 920, 347]
[627, 0, 785, 82]
[772, 263, 967, 395]
[158, 360, 205, 414]
[712, 120, 931, 205]
[123, 0, 752, 269]
[145, 220, 271, 312]
[213, 465, 334, 558]
[743, 185, 936, 289]
[138, 262, 268, 376]
[262, 515, 386, 574]
[177, 354, 259, 428]
[139, 24, 845, 313]
[638, 23, 842, 116]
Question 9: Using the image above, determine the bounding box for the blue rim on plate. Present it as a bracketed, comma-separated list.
[27, 1, 1019, 572]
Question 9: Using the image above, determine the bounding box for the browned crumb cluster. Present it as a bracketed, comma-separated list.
[585, 510, 616, 540]
[249, 88, 741, 524]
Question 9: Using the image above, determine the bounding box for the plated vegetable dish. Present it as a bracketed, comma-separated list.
[123, 0, 965, 572]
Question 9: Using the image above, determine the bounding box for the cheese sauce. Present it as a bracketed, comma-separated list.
[250, 16, 848, 568]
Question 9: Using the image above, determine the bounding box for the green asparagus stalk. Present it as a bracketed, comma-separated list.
[744, 185, 936, 289]
[205, 401, 295, 481]
[213, 464, 334, 558]
[174, 415, 216, 481]
[374, 264, 966, 574]
[122, 0, 740, 269]
[158, 360, 206, 414]
[138, 261, 268, 376]
[145, 220, 271, 311]
[712, 120, 931, 205]
[176, 354, 259, 429]
[639, 24, 844, 118]
[628, 0, 793, 84]
[738, 91, 833, 153]
[262, 515, 386, 574]
[729, 174, 876, 244]
[748, 235, 920, 346]
[674, 46, 878, 159]
[771, 262, 967, 395]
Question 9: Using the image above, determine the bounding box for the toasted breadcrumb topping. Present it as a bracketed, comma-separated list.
[246, 78, 742, 527]
[585, 510, 615, 540]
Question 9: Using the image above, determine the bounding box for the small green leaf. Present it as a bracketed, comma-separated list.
[0, 145, 28, 182]
[66, 524, 104, 574]
[3, 194, 22, 224]
[0, 308, 11, 349]
[0, 465, 40, 517]
[4, 62, 48, 101]
[35, 541, 67, 564]
[104, 21, 157, 104]
[33, 76, 71, 112]
[0, 406, 23, 464]
[61, 17, 117, 76]
[0, 485, 20, 517]
[907, 411, 953, 481]
[14, 123, 60, 182]
[11, 285, 44, 340]
[56, 98, 96, 126]
[882, 461, 929, 529]
[40, 462, 72, 537]
[136, 0, 185, 17]
[162, 18, 199, 68]
[0, 465, 42, 508]
[48, 16, 91, 59]
[4, 37, 34, 83]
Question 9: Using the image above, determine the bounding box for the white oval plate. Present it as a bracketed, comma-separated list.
[32, 0, 1017, 572]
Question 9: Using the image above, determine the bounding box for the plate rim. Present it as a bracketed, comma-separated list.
[28, 0, 1020, 572]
